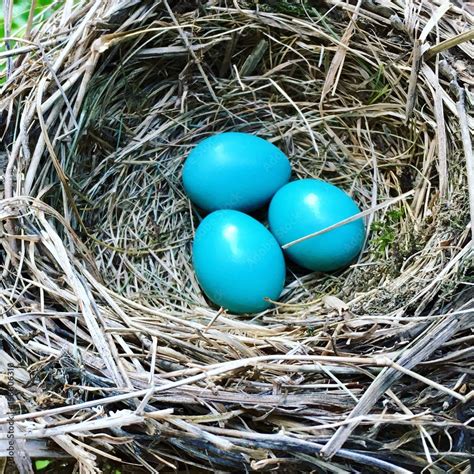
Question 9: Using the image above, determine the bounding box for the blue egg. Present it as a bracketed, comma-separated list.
[268, 179, 365, 272]
[192, 210, 286, 313]
[183, 132, 291, 212]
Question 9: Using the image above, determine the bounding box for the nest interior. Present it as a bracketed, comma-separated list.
[0, 0, 473, 472]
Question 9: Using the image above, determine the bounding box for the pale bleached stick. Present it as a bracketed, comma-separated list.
[0, 410, 167, 439]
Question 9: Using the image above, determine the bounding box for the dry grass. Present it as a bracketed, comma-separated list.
[0, 0, 473, 472]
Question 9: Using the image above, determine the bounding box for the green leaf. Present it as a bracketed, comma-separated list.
[35, 459, 52, 470]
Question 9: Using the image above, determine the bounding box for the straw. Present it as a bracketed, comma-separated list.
[0, 1, 472, 472]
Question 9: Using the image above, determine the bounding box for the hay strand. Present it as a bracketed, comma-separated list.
[1, 0, 473, 472]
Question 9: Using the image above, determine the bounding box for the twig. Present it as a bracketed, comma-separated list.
[425, 29, 474, 60]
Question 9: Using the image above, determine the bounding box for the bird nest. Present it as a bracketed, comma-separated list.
[1, 0, 473, 472]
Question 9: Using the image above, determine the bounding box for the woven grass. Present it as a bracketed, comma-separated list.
[0, 0, 473, 472]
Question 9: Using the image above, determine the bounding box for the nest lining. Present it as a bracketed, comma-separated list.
[0, 0, 473, 472]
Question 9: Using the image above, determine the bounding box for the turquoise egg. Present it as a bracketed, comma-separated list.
[192, 210, 286, 314]
[183, 132, 291, 212]
[268, 179, 365, 272]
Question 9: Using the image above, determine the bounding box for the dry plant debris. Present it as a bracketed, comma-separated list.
[0, 0, 473, 472]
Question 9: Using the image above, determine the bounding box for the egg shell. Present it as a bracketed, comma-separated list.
[183, 132, 291, 212]
[192, 210, 286, 314]
[268, 179, 365, 272]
